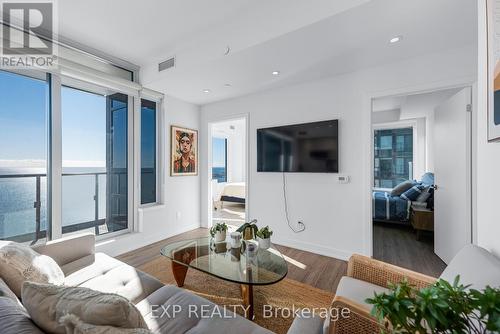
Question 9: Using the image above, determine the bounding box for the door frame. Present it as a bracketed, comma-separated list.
[206, 113, 250, 229]
[363, 77, 477, 257]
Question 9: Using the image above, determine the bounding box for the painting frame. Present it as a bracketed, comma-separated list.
[487, 0, 500, 141]
[170, 125, 198, 176]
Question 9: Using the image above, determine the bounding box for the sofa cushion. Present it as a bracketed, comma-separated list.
[22, 281, 148, 334]
[63, 253, 164, 304]
[0, 278, 20, 304]
[335, 276, 389, 308]
[135, 285, 273, 334]
[0, 242, 65, 297]
[439, 244, 500, 290]
[60, 314, 153, 334]
[0, 297, 44, 334]
[287, 313, 326, 334]
[32, 232, 95, 267]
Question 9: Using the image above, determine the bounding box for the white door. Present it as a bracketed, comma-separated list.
[434, 87, 472, 264]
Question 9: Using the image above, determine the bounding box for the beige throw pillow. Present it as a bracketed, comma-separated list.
[0, 243, 64, 297]
[0, 277, 20, 303]
[22, 282, 148, 334]
[61, 314, 153, 334]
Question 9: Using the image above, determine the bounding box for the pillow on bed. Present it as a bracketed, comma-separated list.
[390, 180, 415, 196]
[401, 184, 425, 201]
[416, 186, 432, 203]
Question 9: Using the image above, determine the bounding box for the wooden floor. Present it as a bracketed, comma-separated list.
[118, 228, 347, 294]
[373, 222, 446, 277]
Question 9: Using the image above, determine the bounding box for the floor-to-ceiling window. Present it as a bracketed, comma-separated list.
[374, 127, 413, 188]
[0, 70, 49, 242]
[0, 69, 135, 242]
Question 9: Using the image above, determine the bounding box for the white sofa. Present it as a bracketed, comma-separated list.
[0, 233, 289, 334]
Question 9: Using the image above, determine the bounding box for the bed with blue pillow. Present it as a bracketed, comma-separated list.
[373, 173, 434, 224]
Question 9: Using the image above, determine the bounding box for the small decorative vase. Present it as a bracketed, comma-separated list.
[257, 237, 271, 250]
[230, 232, 242, 248]
[242, 226, 255, 240]
[214, 230, 226, 243]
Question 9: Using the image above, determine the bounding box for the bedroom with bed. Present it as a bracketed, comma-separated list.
[370, 87, 473, 277]
[210, 118, 247, 228]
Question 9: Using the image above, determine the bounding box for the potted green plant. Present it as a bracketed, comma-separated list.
[236, 220, 258, 240]
[210, 222, 228, 242]
[366, 276, 500, 334]
[256, 226, 273, 249]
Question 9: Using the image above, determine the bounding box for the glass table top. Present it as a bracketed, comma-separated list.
[160, 237, 288, 285]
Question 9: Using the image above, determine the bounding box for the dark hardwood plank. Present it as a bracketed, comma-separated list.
[373, 222, 446, 277]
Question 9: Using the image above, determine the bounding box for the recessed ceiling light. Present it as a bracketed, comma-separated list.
[203, 89, 211, 93]
[389, 36, 402, 44]
[272, 71, 280, 76]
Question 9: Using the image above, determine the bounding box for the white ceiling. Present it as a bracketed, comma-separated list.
[58, 0, 477, 105]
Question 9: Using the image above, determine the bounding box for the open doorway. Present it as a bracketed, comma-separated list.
[209, 118, 247, 230]
[371, 87, 472, 277]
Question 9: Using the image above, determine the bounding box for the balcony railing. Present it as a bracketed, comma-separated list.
[0, 172, 106, 244]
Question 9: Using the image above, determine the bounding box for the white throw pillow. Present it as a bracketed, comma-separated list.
[22, 282, 148, 334]
[0, 243, 64, 297]
[60, 314, 153, 334]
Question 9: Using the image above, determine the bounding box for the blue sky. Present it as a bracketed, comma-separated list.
[0, 70, 157, 169]
[0, 70, 47, 163]
[212, 137, 226, 168]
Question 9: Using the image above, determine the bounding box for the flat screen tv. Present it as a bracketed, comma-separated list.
[257, 120, 339, 173]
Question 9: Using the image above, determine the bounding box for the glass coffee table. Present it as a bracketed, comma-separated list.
[160, 237, 288, 320]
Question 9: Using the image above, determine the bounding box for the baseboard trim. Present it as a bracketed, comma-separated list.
[271, 236, 353, 261]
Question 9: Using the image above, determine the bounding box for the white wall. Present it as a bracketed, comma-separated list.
[476, 0, 500, 257]
[200, 45, 476, 260]
[96, 96, 201, 256]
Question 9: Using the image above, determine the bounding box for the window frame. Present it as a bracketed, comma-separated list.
[372, 121, 418, 190]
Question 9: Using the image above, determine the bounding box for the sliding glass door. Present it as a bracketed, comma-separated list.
[61, 82, 129, 237]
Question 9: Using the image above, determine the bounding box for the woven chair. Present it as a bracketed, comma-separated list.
[328, 245, 500, 334]
[329, 254, 438, 334]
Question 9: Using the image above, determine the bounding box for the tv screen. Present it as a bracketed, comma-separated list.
[257, 120, 339, 173]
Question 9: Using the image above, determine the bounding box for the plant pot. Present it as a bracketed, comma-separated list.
[257, 237, 271, 249]
[214, 230, 226, 243]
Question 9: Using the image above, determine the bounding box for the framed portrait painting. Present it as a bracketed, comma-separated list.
[171, 125, 198, 176]
[487, 0, 500, 141]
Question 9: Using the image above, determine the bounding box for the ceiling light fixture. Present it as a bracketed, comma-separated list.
[203, 89, 211, 93]
[272, 71, 280, 76]
[389, 36, 402, 44]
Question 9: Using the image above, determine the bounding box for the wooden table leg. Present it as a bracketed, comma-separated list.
[240, 284, 254, 320]
[172, 261, 188, 287]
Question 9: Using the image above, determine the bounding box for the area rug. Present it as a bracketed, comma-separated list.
[138, 256, 334, 334]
